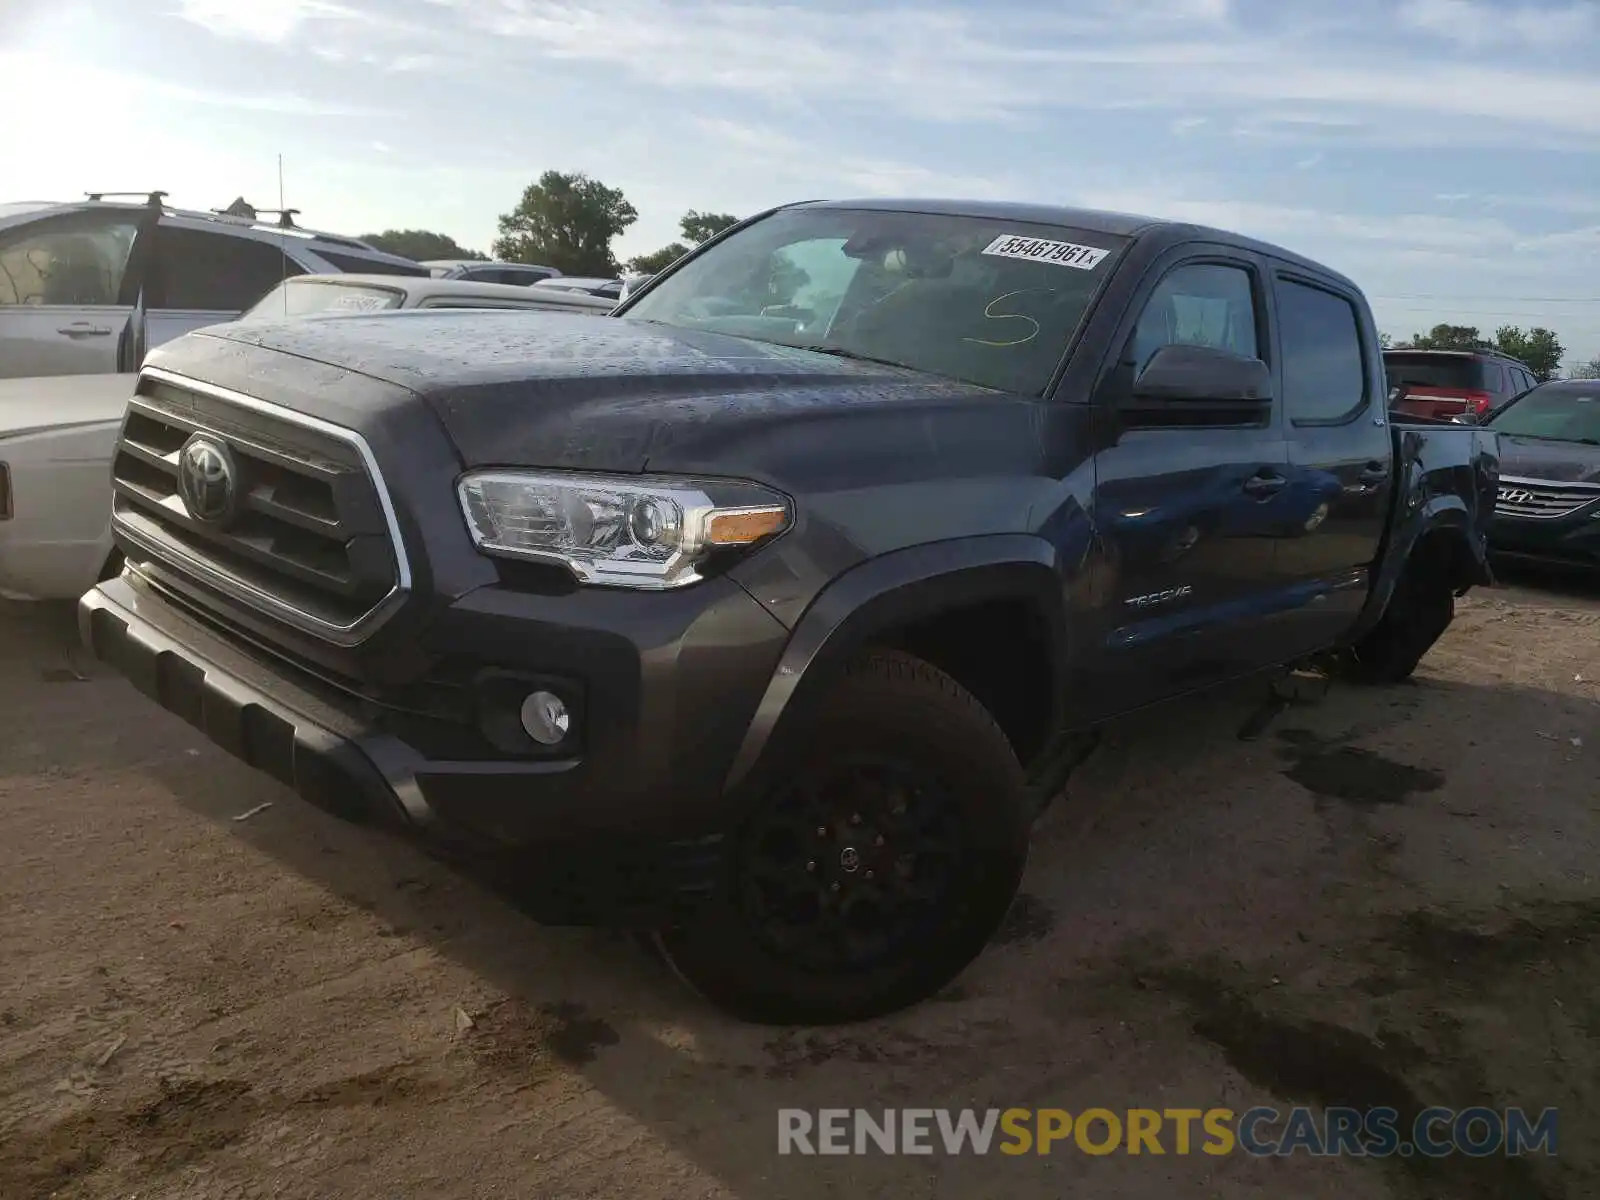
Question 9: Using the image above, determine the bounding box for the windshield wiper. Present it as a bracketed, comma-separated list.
[787, 344, 921, 373]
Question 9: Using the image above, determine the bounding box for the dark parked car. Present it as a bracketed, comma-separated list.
[79, 198, 1498, 1025]
[422, 259, 562, 286]
[1483, 379, 1600, 571]
[1385, 347, 1538, 424]
[531, 275, 624, 300]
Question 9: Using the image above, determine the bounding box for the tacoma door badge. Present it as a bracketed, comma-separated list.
[1125, 584, 1194, 609]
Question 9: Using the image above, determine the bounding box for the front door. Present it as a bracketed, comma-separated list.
[1270, 270, 1394, 654]
[1081, 252, 1292, 718]
[0, 212, 141, 378]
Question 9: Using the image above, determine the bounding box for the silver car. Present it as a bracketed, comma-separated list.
[0, 192, 427, 379]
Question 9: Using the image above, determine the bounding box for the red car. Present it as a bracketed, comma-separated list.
[1385, 348, 1538, 423]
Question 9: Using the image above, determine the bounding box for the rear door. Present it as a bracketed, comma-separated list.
[1270, 270, 1393, 653]
[0, 210, 142, 378]
[144, 222, 305, 353]
[1083, 247, 1293, 715]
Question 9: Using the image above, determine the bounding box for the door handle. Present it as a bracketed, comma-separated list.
[1357, 464, 1388, 487]
[57, 322, 113, 337]
[1242, 471, 1287, 499]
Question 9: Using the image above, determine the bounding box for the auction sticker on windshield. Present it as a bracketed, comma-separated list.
[982, 235, 1110, 271]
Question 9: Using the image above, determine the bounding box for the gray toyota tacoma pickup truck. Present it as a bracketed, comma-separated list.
[79, 199, 1499, 1024]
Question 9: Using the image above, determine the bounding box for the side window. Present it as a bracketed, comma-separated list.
[1129, 262, 1258, 372]
[1483, 362, 1506, 394]
[0, 216, 139, 306]
[157, 227, 302, 311]
[1277, 278, 1368, 424]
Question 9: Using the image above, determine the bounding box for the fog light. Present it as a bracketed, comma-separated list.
[519, 690, 570, 745]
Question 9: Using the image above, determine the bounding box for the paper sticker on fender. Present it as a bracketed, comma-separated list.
[982, 235, 1110, 271]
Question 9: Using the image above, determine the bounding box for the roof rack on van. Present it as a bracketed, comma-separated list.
[253, 207, 302, 229]
[82, 191, 392, 256]
[85, 190, 167, 211]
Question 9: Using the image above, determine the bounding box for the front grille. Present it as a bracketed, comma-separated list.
[1494, 477, 1600, 521]
[110, 369, 407, 642]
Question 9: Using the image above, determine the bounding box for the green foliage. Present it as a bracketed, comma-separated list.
[1405, 322, 1566, 381]
[360, 229, 487, 262]
[1491, 325, 1564, 382]
[679, 210, 739, 244]
[1407, 323, 1488, 352]
[626, 210, 743, 279]
[492, 171, 638, 277]
[1570, 356, 1600, 381]
[627, 242, 691, 275]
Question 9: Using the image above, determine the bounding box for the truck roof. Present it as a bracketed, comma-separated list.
[794, 197, 1363, 296]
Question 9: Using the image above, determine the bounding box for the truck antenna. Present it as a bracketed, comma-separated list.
[278, 154, 289, 316]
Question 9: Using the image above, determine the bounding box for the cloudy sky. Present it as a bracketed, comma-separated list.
[3, 0, 1597, 364]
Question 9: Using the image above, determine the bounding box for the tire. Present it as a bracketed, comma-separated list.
[1343, 563, 1455, 684]
[654, 649, 1030, 1025]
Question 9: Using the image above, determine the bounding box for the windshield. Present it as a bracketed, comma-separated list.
[620, 206, 1128, 396]
[1489, 382, 1600, 443]
[238, 279, 404, 321]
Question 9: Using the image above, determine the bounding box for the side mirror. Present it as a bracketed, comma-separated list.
[1122, 343, 1273, 425]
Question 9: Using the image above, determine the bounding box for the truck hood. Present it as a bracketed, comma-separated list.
[0, 372, 135, 439]
[200, 310, 1001, 471]
[1496, 433, 1600, 485]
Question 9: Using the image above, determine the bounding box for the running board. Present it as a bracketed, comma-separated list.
[1025, 728, 1102, 820]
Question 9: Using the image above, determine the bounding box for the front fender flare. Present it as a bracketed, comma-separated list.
[722, 534, 1068, 796]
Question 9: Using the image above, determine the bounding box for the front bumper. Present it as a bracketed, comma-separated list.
[1489, 510, 1600, 571]
[80, 570, 790, 924]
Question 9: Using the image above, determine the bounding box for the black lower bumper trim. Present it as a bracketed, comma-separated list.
[79, 577, 725, 925]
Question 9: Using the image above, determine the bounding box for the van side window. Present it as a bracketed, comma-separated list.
[1278, 278, 1368, 424]
[1129, 263, 1258, 372]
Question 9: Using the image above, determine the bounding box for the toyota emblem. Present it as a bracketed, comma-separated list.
[177, 434, 239, 526]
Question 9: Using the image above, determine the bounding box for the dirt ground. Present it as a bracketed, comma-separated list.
[1, 570, 1596, 1200]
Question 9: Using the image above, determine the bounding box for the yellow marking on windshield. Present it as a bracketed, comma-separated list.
[963, 289, 1051, 348]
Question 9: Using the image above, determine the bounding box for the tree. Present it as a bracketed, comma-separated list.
[1406, 322, 1565, 382]
[627, 242, 691, 275]
[626, 210, 742, 277]
[1491, 325, 1564, 382]
[679, 210, 739, 244]
[360, 229, 487, 262]
[1570, 356, 1600, 381]
[1409, 323, 1487, 351]
[1377, 331, 1393, 349]
[492, 171, 638, 277]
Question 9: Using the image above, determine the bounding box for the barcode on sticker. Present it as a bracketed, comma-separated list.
[982, 235, 1109, 271]
[330, 293, 389, 311]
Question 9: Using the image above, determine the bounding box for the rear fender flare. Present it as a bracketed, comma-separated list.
[722, 535, 1068, 797]
[1351, 496, 1486, 642]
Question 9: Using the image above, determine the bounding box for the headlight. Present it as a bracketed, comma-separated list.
[457, 470, 791, 589]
